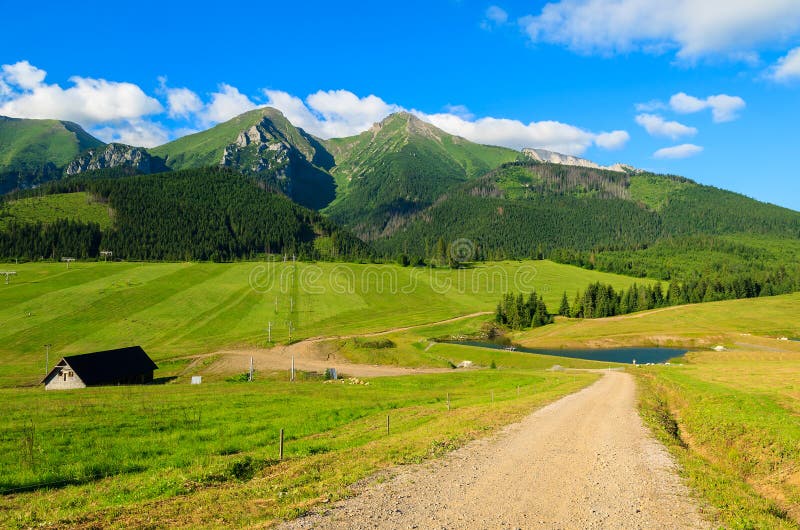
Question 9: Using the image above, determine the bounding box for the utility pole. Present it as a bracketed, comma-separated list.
[267, 321, 272, 343]
[44, 344, 52, 376]
[249, 356, 254, 382]
[0, 271, 16, 285]
[61, 257, 75, 269]
[289, 297, 294, 313]
[287, 321, 294, 342]
[291, 355, 295, 382]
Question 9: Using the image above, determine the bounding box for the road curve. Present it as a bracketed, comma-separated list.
[284, 371, 708, 529]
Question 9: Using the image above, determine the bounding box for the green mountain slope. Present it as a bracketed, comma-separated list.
[150, 108, 335, 209]
[322, 112, 520, 238]
[0, 116, 104, 193]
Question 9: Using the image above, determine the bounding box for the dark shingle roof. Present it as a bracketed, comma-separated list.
[61, 346, 157, 385]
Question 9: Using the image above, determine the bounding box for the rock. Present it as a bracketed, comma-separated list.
[521, 148, 638, 174]
[66, 143, 167, 175]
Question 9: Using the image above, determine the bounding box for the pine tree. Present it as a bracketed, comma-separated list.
[558, 291, 571, 316]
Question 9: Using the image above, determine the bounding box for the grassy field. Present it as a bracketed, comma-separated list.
[637, 345, 800, 529]
[0, 260, 654, 387]
[0, 192, 114, 231]
[0, 368, 599, 528]
[513, 292, 800, 349]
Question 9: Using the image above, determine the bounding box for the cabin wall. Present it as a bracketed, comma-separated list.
[44, 367, 86, 390]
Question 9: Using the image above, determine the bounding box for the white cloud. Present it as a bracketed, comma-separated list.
[91, 119, 170, 148]
[669, 92, 745, 122]
[421, 112, 629, 153]
[265, 88, 628, 154]
[165, 87, 203, 119]
[653, 143, 703, 159]
[595, 130, 630, 150]
[634, 100, 666, 112]
[1, 60, 46, 90]
[199, 83, 258, 125]
[484, 5, 509, 27]
[442, 104, 475, 120]
[265, 89, 402, 138]
[520, 0, 800, 60]
[635, 113, 697, 139]
[769, 46, 800, 81]
[0, 62, 163, 126]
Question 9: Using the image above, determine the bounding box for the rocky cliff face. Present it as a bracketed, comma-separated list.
[218, 117, 336, 210]
[522, 148, 636, 173]
[220, 122, 292, 179]
[65, 144, 167, 176]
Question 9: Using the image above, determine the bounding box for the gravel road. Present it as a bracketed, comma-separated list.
[284, 371, 708, 529]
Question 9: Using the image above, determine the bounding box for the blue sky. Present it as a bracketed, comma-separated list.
[1, 0, 799, 210]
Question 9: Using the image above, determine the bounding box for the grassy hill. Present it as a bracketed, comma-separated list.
[0, 116, 104, 193]
[0, 192, 113, 232]
[0, 259, 657, 387]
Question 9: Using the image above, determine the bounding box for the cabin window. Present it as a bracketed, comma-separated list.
[63, 372, 67, 381]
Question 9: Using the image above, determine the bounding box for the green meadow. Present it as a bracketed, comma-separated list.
[0, 192, 114, 231]
[0, 368, 598, 528]
[0, 260, 654, 387]
[638, 345, 800, 529]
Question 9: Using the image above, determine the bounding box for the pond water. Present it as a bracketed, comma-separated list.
[445, 340, 687, 364]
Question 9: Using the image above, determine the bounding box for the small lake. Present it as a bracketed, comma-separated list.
[444, 340, 687, 364]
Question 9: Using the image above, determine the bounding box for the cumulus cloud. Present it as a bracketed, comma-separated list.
[92, 119, 170, 148]
[595, 130, 630, 150]
[669, 92, 745, 122]
[634, 100, 667, 112]
[769, 46, 800, 81]
[265, 89, 402, 138]
[1, 60, 46, 90]
[158, 79, 204, 119]
[482, 5, 509, 28]
[0, 62, 163, 126]
[653, 143, 703, 159]
[264, 88, 628, 154]
[520, 0, 800, 60]
[635, 113, 697, 140]
[200, 83, 258, 125]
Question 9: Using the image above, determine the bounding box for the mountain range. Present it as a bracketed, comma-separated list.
[1, 108, 799, 270]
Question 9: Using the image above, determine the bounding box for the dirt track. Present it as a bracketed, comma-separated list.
[202, 311, 492, 378]
[284, 371, 708, 529]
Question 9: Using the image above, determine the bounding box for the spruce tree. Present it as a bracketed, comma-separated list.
[558, 291, 570, 316]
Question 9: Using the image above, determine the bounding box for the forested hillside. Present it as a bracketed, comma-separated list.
[0, 168, 370, 261]
[376, 161, 800, 260]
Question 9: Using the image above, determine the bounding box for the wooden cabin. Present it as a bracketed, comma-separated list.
[42, 346, 157, 390]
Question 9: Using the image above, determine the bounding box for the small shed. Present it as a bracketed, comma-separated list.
[42, 346, 158, 390]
